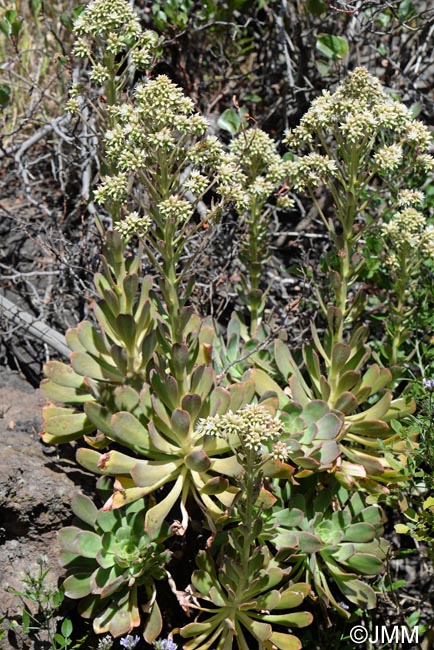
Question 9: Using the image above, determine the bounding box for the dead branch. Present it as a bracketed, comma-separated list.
[0, 293, 69, 359]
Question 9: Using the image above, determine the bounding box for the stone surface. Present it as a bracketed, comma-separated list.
[0, 370, 95, 649]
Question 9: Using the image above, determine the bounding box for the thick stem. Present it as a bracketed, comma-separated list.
[233, 450, 259, 604]
[240, 452, 256, 576]
[326, 143, 362, 391]
[389, 250, 411, 366]
[163, 258, 182, 344]
[244, 201, 268, 337]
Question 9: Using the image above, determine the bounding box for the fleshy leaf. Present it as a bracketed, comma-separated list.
[269, 631, 302, 650]
[71, 494, 98, 527]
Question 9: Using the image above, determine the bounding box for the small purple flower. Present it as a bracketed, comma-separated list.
[423, 378, 434, 392]
[161, 642, 177, 650]
[153, 639, 178, 650]
[119, 635, 140, 649]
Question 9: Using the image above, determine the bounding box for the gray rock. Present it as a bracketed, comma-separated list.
[0, 371, 95, 648]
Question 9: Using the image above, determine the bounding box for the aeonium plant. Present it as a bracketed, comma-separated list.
[216, 127, 292, 335]
[379, 200, 434, 365]
[263, 481, 389, 619]
[179, 403, 314, 650]
[42, 256, 258, 535]
[59, 493, 170, 641]
[180, 549, 312, 650]
[280, 65, 433, 371]
[252, 330, 416, 493]
[76, 370, 257, 536]
[42, 16, 428, 643]
[42, 0, 261, 538]
[282, 65, 433, 348]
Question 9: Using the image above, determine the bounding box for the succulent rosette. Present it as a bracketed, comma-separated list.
[265, 487, 389, 617]
[180, 548, 313, 650]
[59, 494, 170, 640]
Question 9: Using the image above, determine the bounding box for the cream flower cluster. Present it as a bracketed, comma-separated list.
[69, 0, 161, 117]
[216, 129, 288, 214]
[284, 153, 337, 192]
[286, 67, 410, 146]
[73, 0, 141, 42]
[382, 207, 434, 269]
[94, 173, 128, 203]
[158, 196, 193, 222]
[374, 144, 403, 174]
[114, 212, 151, 239]
[72, 0, 160, 65]
[133, 76, 198, 130]
[187, 136, 224, 167]
[230, 129, 279, 168]
[93, 75, 224, 235]
[196, 404, 284, 455]
[184, 170, 209, 195]
[396, 189, 424, 208]
[103, 76, 210, 171]
[285, 67, 433, 176]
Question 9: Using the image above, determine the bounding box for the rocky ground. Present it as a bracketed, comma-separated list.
[0, 370, 95, 650]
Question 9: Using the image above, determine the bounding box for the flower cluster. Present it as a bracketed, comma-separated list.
[284, 66, 434, 180]
[382, 208, 427, 245]
[285, 67, 411, 147]
[196, 403, 283, 454]
[230, 129, 279, 168]
[114, 212, 151, 240]
[422, 225, 434, 258]
[119, 635, 140, 649]
[93, 173, 128, 204]
[100, 77, 215, 175]
[69, 0, 161, 121]
[403, 121, 433, 150]
[284, 153, 337, 192]
[73, 0, 141, 41]
[91, 75, 224, 228]
[216, 128, 288, 214]
[153, 639, 178, 650]
[339, 110, 378, 144]
[184, 170, 209, 195]
[65, 98, 80, 114]
[270, 439, 291, 462]
[187, 135, 224, 167]
[374, 144, 403, 175]
[65, 83, 83, 114]
[97, 636, 113, 650]
[276, 194, 295, 210]
[158, 196, 193, 222]
[396, 189, 424, 208]
[89, 63, 110, 85]
[71, 0, 161, 74]
[423, 378, 434, 392]
[72, 37, 90, 59]
[414, 153, 434, 172]
[381, 208, 434, 270]
[216, 152, 251, 211]
[134, 76, 196, 128]
[131, 31, 161, 69]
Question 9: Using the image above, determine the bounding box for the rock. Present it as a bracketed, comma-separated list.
[0, 371, 95, 648]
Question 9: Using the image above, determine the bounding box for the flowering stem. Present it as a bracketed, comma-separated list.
[246, 204, 264, 336]
[389, 249, 412, 366]
[240, 451, 256, 575]
[231, 448, 262, 604]
[104, 54, 117, 111]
